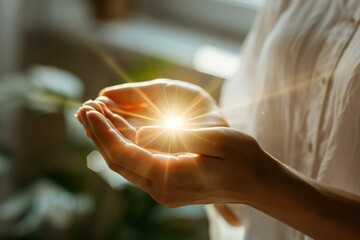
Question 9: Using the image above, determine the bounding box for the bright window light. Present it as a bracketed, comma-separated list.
[193, 45, 239, 78]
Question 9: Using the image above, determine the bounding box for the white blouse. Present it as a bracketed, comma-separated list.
[209, 0, 360, 239]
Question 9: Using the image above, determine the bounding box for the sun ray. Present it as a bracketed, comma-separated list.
[209, 118, 246, 126]
[133, 86, 167, 120]
[175, 132, 216, 187]
[183, 109, 218, 123]
[173, 82, 179, 115]
[189, 155, 209, 188]
[221, 73, 319, 114]
[108, 107, 162, 123]
[176, 133, 209, 183]
[180, 79, 221, 121]
[161, 83, 171, 118]
[168, 132, 173, 154]
[176, 132, 191, 153]
[161, 157, 170, 198]
[144, 128, 169, 148]
[180, 93, 205, 119]
[85, 42, 166, 120]
[85, 41, 133, 83]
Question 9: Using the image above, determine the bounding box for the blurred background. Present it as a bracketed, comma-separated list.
[0, 0, 263, 239]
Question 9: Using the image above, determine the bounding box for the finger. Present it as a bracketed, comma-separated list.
[86, 110, 156, 177]
[83, 100, 105, 115]
[84, 99, 137, 140]
[100, 102, 137, 142]
[136, 126, 231, 157]
[80, 104, 133, 143]
[79, 108, 151, 189]
[77, 106, 95, 138]
[95, 99, 151, 132]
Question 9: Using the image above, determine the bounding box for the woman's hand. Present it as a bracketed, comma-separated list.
[82, 79, 241, 225]
[96, 79, 228, 129]
[76, 104, 268, 208]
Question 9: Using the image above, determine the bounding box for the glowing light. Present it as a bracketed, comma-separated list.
[165, 117, 183, 129]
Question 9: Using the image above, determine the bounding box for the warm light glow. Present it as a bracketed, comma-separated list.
[165, 117, 183, 129]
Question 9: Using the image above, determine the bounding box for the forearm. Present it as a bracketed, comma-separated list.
[247, 151, 360, 240]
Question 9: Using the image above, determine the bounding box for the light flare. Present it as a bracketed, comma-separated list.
[164, 116, 184, 129]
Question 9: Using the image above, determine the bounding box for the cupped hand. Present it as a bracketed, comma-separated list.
[78, 79, 245, 226]
[76, 103, 268, 210]
[96, 79, 227, 129]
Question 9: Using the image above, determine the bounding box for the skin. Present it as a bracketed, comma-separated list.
[76, 79, 360, 240]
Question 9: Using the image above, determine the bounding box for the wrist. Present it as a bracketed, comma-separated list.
[226, 143, 288, 207]
[249, 150, 288, 207]
[242, 148, 283, 206]
[219, 134, 278, 205]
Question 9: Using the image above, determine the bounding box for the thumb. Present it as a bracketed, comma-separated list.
[136, 126, 229, 157]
